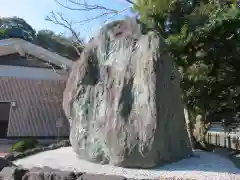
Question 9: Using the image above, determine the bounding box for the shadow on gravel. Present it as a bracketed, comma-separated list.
[150, 150, 240, 174]
[230, 153, 240, 169]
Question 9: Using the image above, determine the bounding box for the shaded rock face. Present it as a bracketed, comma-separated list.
[63, 18, 192, 168]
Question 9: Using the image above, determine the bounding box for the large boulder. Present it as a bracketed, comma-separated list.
[63, 18, 192, 168]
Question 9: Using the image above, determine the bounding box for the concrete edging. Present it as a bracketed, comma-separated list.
[4, 140, 71, 161]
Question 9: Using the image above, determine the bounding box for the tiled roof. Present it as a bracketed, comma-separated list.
[0, 76, 69, 137]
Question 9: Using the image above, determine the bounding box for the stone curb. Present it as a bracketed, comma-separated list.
[4, 140, 71, 161]
[0, 166, 129, 180]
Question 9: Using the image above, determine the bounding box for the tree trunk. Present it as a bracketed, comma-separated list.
[184, 107, 195, 149]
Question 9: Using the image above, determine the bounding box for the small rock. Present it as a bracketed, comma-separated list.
[22, 166, 82, 180]
[4, 152, 21, 161]
[23, 147, 44, 156]
[0, 166, 28, 180]
[48, 144, 61, 150]
[0, 158, 15, 171]
[59, 140, 71, 147]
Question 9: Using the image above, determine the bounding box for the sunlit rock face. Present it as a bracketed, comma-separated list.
[63, 18, 192, 168]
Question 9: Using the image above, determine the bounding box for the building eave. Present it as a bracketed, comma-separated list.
[0, 38, 74, 69]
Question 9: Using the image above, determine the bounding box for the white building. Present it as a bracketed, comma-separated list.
[0, 38, 73, 138]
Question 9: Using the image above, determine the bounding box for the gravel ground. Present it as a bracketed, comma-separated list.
[13, 147, 240, 180]
[231, 153, 240, 169]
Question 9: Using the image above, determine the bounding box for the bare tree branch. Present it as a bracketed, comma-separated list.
[75, 7, 130, 25]
[45, 11, 83, 56]
[46, 0, 135, 55]
[50, 0, 133, 25]
[55, 0, 118, 12]
[124, 0, 135, 5]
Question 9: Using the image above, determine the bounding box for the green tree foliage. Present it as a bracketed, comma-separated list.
[0, 17, 82, 60]
[134, 0, 240, 122]
[0, 28, 9, 39]
[134, 0, 222, 37]
[11, 138, 38, 152]
[0, 17, 36, 41]
[36, 30, 81, 60]
[168, 7, 240, 121]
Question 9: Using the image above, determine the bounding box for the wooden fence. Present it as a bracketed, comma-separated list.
[206, 122, 240, 150]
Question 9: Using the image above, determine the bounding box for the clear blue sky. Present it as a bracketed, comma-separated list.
[0, 0, 133, 41]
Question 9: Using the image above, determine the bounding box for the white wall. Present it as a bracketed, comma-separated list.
[0, 65, 68, 80]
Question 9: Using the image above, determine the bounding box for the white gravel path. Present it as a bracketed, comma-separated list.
[14, 147, 240, 180]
